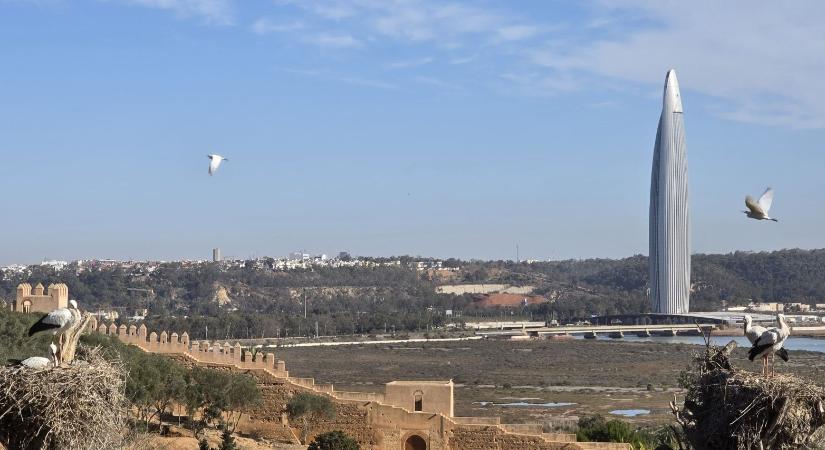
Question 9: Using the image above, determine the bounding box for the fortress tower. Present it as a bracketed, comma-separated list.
[649, 69, 691, 314]
[14, 282, 69, 314]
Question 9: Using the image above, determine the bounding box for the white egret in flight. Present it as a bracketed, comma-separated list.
[744, 187, 777, 222]
[208, 154, 228, 176]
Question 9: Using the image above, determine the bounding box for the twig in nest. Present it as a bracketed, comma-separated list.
[0, 346, 128, 450]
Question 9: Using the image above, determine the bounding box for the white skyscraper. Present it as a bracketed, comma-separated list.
[649, 69, 690, 314]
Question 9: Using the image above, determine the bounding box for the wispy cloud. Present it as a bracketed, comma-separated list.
[280, 67, 397, 90]
[449, 54, 477, 65]
[411, 75, 461, 90]
[122, 0, 234, 25]
[499, 71, 580, 96]
[337, 75, 398, 90]
[303, 32, 362, 49]
[280, 0, 543, 47]
[495, 25, 539, 41]
[527, 0, 825, 128]
[384, 57, 433, 70]
[251, 18, 304, 35]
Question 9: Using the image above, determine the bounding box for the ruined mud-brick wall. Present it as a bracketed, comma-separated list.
[299, 401, 379, 448]
[448, 427, 587, 450]
[244, 371, 295, 422]
[102, 324, 623, 450]
[245, 369, 380, 448]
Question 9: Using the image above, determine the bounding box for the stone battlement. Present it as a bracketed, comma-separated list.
[14, 282, 69, 314]
[90, 315, 629, 450]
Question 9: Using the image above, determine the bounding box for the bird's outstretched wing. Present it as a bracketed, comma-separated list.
[758, 187, 774, 214]
[745, 195, 764, 215]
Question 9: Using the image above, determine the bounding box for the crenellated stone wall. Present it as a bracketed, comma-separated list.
[90, 316, 629, 450]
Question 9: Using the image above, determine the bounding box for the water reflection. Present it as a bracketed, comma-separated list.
[610, 409, 650, 417]
[474, 401, 576, 408]
[573, 335, 825, 353]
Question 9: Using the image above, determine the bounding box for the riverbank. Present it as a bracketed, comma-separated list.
[276, 338, 825, 425]
[714, 326, 825, 337]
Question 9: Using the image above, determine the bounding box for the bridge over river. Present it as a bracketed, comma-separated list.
[477, 323, 717, 339]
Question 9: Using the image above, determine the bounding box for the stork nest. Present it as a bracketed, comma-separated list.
[672, 340, 825, 449]
[0, 346, 129, 450]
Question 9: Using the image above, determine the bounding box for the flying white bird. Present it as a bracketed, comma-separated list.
[744, 187, 778, 221]
[28, 300, 80, 365]
[10, 343, 58, 369]
[207, 154, 228, 176]
[748, 314, 790, 377]
[743, 314, 787, 366]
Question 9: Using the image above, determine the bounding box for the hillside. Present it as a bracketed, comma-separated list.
[2, 249, 824, 338]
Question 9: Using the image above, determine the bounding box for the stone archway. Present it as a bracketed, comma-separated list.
[404, 434, 427, 450]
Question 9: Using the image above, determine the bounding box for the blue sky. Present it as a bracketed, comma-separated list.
[1, 0, 824, 264]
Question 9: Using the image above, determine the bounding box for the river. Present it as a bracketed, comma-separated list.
[573, 334, 825, 353]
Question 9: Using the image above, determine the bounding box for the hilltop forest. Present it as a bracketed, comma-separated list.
[2, 249, 824, 339]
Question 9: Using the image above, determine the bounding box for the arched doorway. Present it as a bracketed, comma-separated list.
[404, 434, 427, 450]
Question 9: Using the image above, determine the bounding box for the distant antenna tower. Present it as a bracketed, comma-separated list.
[516, 244, 520, 263]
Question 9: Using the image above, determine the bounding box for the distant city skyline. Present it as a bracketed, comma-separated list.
[2, 1, 825, 265]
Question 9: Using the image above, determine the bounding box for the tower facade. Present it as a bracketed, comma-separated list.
[649, 69, 690, 314]
[15, 282, 69, 314]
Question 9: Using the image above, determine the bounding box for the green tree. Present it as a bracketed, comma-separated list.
[219, 427, 238, 450]
[184, 367, 261, 435]
[0, 308, 56, 363]
[308, 430, 360, 450]
[286, 392, 336, 444]
[576, 415, 660, 449]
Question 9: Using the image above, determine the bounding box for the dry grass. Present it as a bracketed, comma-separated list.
[673, 340, 825, 449]
[0, 346, 129, 450]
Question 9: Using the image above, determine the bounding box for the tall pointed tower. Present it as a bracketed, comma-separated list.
[649, 69, 690, 314]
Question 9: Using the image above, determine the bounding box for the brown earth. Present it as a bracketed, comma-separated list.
[128, 428, 305, 450]
[475, 293, 548, 308]
[275, 338, 825, 425]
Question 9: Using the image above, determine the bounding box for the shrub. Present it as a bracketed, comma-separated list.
[576, 415, 661, 449]
[287, 392, 336, 444]
[307, 430, 360, 450]
[219, 427, 238, 450]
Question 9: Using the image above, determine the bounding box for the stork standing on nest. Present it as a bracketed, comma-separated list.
[744, 315, 788, 373]
[28, 300, 80, 365]
[748, 314, 790, 377]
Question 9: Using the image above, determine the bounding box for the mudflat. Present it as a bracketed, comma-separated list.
[276, 338, 825, 424]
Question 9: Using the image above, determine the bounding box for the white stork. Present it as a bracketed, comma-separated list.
[28, 300, 80, 365]
[10, 343, 58, 369]
[748, 314, 791, 377]
[207, 154, 228, 176]
[744, 315, 788, 372]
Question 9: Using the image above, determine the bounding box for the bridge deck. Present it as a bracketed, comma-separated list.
[477, 323, 716, 337]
